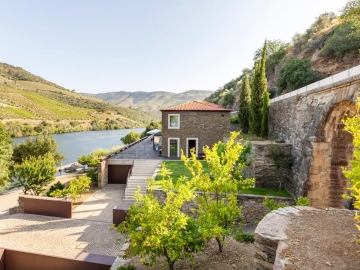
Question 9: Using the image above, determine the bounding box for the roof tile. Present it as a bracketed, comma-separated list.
[160, 100, 233, 112]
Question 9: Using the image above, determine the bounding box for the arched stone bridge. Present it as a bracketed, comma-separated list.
[269, 65, 360, 208]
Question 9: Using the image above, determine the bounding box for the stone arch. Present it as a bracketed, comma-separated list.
[305, 100, 356, 208]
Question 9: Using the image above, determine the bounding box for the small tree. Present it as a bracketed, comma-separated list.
[116, 173, 205, 270]
[12, 132, 65, 166]
[238, 73, 251, 134]
[51, 175, 91, 201]
[182, 132, 254, 252]
[343, 97, 360, 234]
[121, 131, 141, 144]
[141, 121, 162, 138]
[261, 91, 270, 138]
[0, 123, 13, 189]
[10, 153, 56, 195]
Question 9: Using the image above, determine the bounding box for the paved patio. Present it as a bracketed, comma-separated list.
[0, 185, 127, 258]
[110, 136, 168, 160]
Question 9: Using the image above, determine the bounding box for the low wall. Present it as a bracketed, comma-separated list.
[0, 249, 4, 270]
[9, 195, 72, 218]
[152, 189, 294, 223]
[254, 206, 317, 270]
[1, 248, 115, 270]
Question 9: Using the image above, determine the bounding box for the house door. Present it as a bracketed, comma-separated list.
[168, 138, 179, 158]
[186, 138, 198, 157]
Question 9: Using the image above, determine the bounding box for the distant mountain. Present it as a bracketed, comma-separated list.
[0, 62, 159, 137]
[88, 90, 214, 114]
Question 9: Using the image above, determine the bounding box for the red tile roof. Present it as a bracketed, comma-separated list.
[160, 100, 233, 112]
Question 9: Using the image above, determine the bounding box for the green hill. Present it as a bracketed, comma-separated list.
[0, 62, 159, 137]
[206, 3, 360, 109]
[88, 90, 214, 114]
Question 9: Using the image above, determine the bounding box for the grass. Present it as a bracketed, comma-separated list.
[155, 161, 293, 198]
[155, 161, 209, 182]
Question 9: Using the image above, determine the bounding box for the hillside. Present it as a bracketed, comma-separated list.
[87, 90, 214, 114]
[0, 62, 159, 137]
[206, 3, 360, 110]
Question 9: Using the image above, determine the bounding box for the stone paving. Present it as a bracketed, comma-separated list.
[0, 184, 127, 258]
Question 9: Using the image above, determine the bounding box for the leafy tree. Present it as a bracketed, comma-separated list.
[121, 131, 141, 144]
[261, 91, 270, 138]
[0, 123, 13, 189]
[343, 98, 360, 233]
[277, 58, 324, 93]
[230, 115, 239, 124]
[222, 91, 235, 107]
[250, 41, 267, 136]
[10, 153, 56, 195]
[51, 175, 91, 201]
[12, 132, 65, 166]
[182, 132, 254, 252]
[116, 171, 205, 270]
[268, 144, 293, 190]
[78, 147, 121, 167]
[238, 73, 251, 134]
[141, 121, 162, 138]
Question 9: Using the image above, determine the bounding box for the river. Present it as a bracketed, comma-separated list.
[12, 128, 145, 167]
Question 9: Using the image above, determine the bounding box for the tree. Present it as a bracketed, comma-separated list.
[116, 170, 205, 270]
[10, 153, 56, 195]
[277, 58, 323, 93]
[0, 123, 13, 189]
[250, 40, 267, 136]
[12, 132, 65, 166]
[238, 73, 251, 134]
[141, 121, 162, 138]
[182, 132, 254, 252]
[261, 91, 270, 138]
[121, 131, 141, 144]
[343, 98, 360, 232]
[51, 175, 91, 201]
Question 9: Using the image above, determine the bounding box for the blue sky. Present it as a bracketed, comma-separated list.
[0, 0, 349, 94]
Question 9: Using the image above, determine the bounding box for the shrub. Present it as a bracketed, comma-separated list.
[117, 265, 136, 270]
[121, 131, 141, 144]
[47, 181, 65, 197]
[277, 58, 324, 93]
[296, 196, 310, 206]
[234, 231, 255, 243]
[263, 197, 287, 211]
[50, 175, 91, 202]
[230, 115, 239, 124]
[222, 91, 235, 107]
[86, 169, 98, 184]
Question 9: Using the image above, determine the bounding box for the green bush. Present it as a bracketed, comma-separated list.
[121, 132, 141, 144]
[234, 231, 255, 243]
[117, 265, 136, 270]
[230, 115, 239, 124]
[47, 181, 65, 197]
[86, 169, 98, 184]
[277, 58, 324, 93]
[222, 92, 235, 107]
[263, 197, 287, 211]
[296, 196, 310, 206]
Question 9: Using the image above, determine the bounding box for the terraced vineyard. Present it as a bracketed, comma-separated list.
[0, 62, 159, 137]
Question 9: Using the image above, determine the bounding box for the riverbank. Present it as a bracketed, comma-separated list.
[2, 118, 146, 138]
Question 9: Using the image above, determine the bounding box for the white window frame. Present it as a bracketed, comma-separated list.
[186, 138, 198, 157]
[168, 138, 180, 158]
[168, 114, 180, 129]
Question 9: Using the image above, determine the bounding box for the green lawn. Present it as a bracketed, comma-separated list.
[155, 161, 209, 182]
[155, 161, 293, 198]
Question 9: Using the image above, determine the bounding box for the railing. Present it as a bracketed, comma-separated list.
[270, 64, 360, 104]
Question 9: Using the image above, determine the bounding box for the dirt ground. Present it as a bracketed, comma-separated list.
[124, 237, 255, 270]
[282, 209, 360, 270]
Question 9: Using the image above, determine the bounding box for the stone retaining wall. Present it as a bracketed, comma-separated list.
[254, 206, 317, 269]
[152, 189, 294, 223]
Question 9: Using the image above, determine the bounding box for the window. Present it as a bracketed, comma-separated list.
[168, 114, 180, 129]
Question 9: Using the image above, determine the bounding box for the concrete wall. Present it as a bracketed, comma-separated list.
[269, 75, 359, 198]
[161, 111, 231, 157]
[2, 249, 115, 270]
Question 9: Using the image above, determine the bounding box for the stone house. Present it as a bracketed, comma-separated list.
[160, 100, 233, 158]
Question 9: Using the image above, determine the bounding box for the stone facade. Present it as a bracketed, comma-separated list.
[97, 158, 108, 189]
[152, 189, 294, 223]
[242, 142, 292, 191]
[269, 75, 359, 207]
[9, 196, 25, 215]
[161, 111, 231, 157]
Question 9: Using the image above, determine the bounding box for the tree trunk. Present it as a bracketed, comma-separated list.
[168, 260, 175, 270]
[216, 237, 224, 253]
